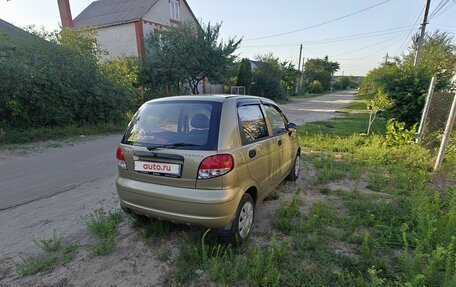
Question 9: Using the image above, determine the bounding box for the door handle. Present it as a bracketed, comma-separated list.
[248, 149, 257, 158]
[278, 139, 282, 146]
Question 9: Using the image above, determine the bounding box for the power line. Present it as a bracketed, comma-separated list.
[429, 0, 452, 19]
[241, 27, 410, 48]
[431, 0, 456, 19]
[340, 34, 407, 66]
[332, 33, 407, 57]
[393, 5, 424, 57]
[243, 0, 391, 41]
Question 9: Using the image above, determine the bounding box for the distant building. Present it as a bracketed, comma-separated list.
[57, 0, 199, 60]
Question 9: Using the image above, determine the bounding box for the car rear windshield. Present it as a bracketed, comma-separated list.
[122, 101, 222, 150]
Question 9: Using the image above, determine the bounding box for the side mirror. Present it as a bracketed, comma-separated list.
[287, 122, 297, 134]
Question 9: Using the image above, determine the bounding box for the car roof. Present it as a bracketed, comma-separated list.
[147, 94, 276, 105]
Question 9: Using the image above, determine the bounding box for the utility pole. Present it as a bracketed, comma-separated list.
[299, 57, 305, 92]
[414, 0, 431, 68]
[296, 44, 303, 94]
[384, 53, 389, 65]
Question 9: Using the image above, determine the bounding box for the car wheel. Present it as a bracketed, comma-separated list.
[219, 193, 255, 244]
[287, 153, 300, 181]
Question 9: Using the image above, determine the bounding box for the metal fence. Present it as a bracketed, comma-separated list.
[417, 77, 456, 170]
[231, 86, 246, 95]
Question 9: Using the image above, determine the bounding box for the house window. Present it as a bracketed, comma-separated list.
[170, 0, 180, 21]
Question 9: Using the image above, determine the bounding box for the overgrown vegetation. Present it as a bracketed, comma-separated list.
[170, 98, 454, 286]
[0, 28, 136, 132]
[303, 56, 340, 92]
[174, 231, 289, 286]
[16, 232, 78, 277]
[359, 31, 456, 126]
[83, 209, 122, 256]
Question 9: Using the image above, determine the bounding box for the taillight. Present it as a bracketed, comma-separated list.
[198, 154, 234, 180]
[116, 146, 127, 170]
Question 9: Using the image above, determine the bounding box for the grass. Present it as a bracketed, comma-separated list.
[16, 233, 79, 277]
[33, 230, 63, 252]
[170, 93, 455, 286]
[175, 231, 289, 286]
[299, 97, 387, 137]
[0, 122, 126, 145]
[128, 213, 174, 240]
[83, 209, 122, 256]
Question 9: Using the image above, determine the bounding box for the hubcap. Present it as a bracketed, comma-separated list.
[294, 155, 300, 177]
[238, 201, 254, 238]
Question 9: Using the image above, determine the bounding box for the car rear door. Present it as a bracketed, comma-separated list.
[236, 101, 276, 197]
[263, 104, 293, 179]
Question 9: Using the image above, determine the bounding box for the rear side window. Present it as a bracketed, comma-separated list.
[264, 105, 287, 135]
[122, 101, 221, 150]
[237, 105, 269, 144]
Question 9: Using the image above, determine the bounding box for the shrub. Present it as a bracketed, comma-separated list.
[0, 28, 136, 129]
[308, 80, 323, 93]
[385, 119, 417, 146]
[359, 32, 456, 126]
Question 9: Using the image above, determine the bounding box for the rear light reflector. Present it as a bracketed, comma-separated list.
[116, 146, 127, 170]
[198, 154, 234, 180]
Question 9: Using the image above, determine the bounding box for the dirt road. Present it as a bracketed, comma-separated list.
[0, 92, 355, 286]
[0, 135, 122, 210]
[280, 90, 356, 125]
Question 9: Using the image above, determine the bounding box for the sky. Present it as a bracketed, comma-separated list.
[1, 0, 455, 76]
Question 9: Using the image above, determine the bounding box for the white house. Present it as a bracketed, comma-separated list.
[57, 0, 199, 60]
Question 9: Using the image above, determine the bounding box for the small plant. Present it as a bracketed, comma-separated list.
[366, 89, 394, 135]
[320, 186, 332, 194]
[175, 230, 288, 286]
[33, 230, 63, 252]
[140, 220, 172, 240]
[83, 209, 122, 256]
[156, 245, 170, 262]
[273, 189, 302, 234]
[91, 237, 116, 256]
[128, 214, 173, 240]
[16, 233, 79, 277]
[60, 244, 79, 263]
[308, 80, 323, 93]
[385, 118, 417, 146]
[16, 255, 59, 277]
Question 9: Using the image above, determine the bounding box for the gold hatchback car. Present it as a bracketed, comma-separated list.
[116, 95, 300, 241]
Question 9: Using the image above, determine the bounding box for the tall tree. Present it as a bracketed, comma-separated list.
[236, 58, 253, 93]
[250, 54, 286, 100]
[142, 23, 241, 95]
[404, 31, 456, 91]
[360, 31, 456, 126]
[303, 56, 340, 91]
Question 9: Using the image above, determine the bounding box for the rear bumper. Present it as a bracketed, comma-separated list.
[116, 176, 243, 229]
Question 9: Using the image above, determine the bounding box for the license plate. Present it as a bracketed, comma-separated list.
[135, 161, 181, 176]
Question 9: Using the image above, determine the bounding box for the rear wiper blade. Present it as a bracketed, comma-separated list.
[146, 143, 199, 151]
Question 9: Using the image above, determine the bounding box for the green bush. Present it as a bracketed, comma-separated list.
[250, 54, 286, 100]
[308, 80, 323, 93]
[359, 32, 456, 126]
[385, 119, 417, 146]
[0, 28, 136, 130]
[236, 58, 253, 93]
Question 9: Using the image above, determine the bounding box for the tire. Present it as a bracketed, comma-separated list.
[218, 193, 255, 244]
[287, 153, 300, 181]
